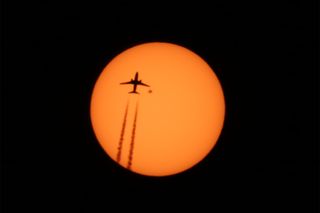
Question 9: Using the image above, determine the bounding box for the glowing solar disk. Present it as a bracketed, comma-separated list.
[91, 42, 225, 176]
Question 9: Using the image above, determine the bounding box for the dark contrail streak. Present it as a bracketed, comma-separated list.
[127, 100, 139, 170]
[116, 100, 129, 163]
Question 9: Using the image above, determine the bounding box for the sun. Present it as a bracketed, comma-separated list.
[90, 42, 225, 176]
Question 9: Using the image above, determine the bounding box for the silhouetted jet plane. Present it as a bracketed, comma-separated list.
[120, 72, 150, 94]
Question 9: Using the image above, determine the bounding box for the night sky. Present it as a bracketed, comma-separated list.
[2, 1, 318, 212]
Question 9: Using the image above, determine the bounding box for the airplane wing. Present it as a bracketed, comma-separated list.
[120, 81, 133, 85]
[138, 82, 150, 87]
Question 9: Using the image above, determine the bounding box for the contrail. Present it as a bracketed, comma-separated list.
[127, 100, 139, 170]
[116, 100, 129, 163]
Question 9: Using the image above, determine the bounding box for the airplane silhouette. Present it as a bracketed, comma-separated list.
[120, 72, 150, 94]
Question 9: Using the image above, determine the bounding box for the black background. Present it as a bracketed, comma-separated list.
[2, 1, 318, 212]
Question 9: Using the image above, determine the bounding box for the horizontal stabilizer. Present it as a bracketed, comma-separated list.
[129, 91, 139, 94]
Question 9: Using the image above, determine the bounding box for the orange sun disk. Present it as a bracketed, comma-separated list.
[90, 42, 225, 176]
